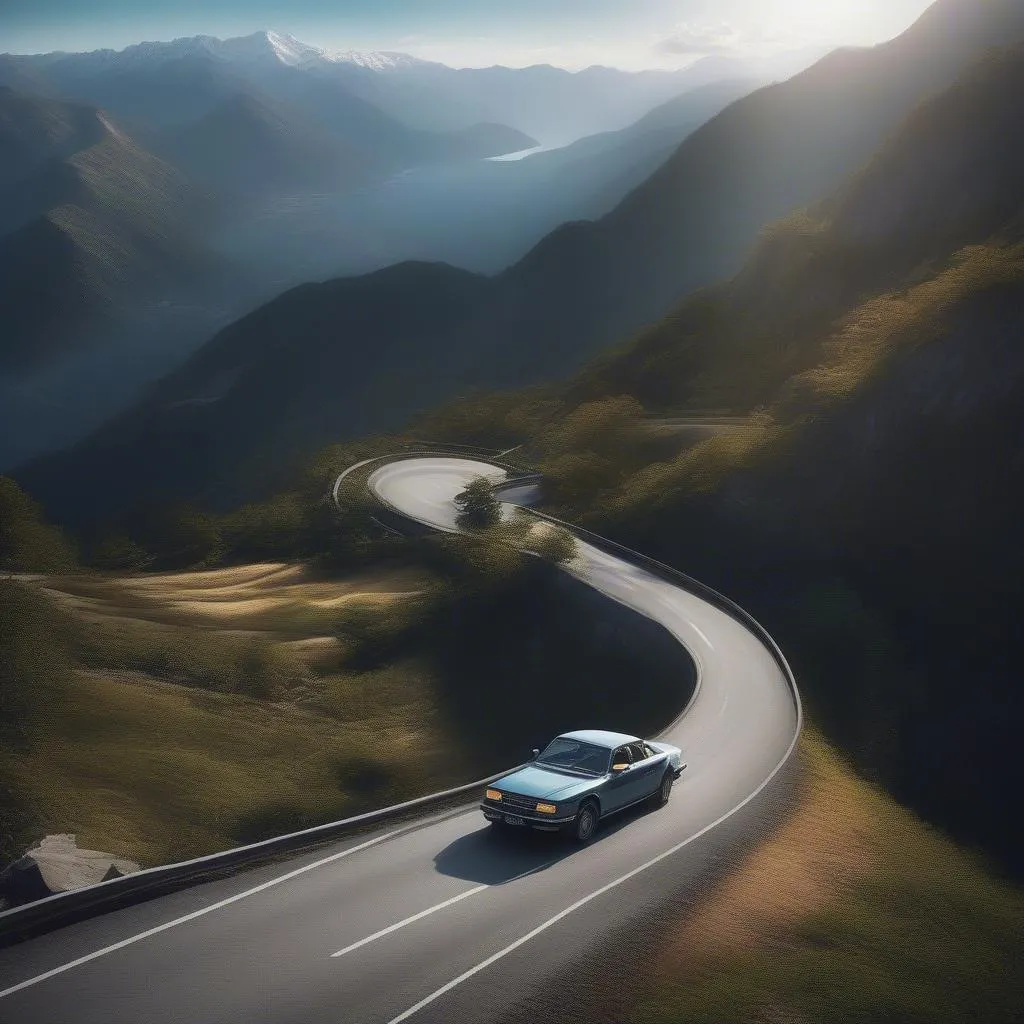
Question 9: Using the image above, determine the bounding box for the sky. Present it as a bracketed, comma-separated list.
[1, 0, 937, 69]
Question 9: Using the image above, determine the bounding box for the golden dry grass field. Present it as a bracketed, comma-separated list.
[7, 562, 473, 867]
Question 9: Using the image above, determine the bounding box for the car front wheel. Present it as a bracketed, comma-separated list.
[572, 801, 599, 843]
[654, 771, 674, 808]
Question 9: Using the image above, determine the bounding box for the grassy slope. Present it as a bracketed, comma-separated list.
[3, 563, 463, 867]
[3, 527, 693, 870]
[632, 731, 1024, 1024]
[599, 239, 1024, 525]
[16, 662, 443, 867]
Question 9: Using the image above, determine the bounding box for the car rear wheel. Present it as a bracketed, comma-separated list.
[573, 801, 599, 843]
[654, 771, 674, 808]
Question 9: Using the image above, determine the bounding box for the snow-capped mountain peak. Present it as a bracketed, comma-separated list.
[261, 31, 323, 66]
[323, 49, 429, 71]
[42, 31, 433, 75]
[210, 30, 322, 67]
[216, 32, 425, 71]
[74, 31, 328, 71]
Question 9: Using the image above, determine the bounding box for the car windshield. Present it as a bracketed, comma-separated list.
[536, 738, 609, 775]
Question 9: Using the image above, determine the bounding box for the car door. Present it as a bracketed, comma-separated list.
[602, 745, 640, 812]
[628, 741, 664, 799]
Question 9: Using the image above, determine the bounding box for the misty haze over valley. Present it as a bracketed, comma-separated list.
[0, 32, 810, 468]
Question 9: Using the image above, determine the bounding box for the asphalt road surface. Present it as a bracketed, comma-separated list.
[0, 457, 798, 1024]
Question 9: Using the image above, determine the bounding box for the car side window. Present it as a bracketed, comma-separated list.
[612, 746, 631, 767]
[628, 741, 648, 762]
[642, 742, 659, 759]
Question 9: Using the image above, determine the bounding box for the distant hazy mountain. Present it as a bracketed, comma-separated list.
[157, 91, 377, 201]
[20, 0, 1024, 522]
[579, 40, 1024, 421]
[0, 86, 108, 189]
[0, 92, 217, 372]
[321, 45, 823, 146]
[0, 90, 255, 468]
[508, 76, 767, 216]
[0, 30, 815, 152]
[211, 75, 761, 286]
[0, 34, 541, 170]
[493, 0, 1024, 371]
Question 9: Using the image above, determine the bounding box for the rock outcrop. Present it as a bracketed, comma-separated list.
[0, 834, 139, 909]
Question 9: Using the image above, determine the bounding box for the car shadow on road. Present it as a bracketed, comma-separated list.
[433, 802, 658, 885]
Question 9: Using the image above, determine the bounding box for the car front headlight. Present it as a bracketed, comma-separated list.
[485, 789, 502, 802]
[535, 802, 558, 814]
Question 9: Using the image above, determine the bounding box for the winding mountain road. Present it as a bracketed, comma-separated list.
[0, 457, 799, 1024]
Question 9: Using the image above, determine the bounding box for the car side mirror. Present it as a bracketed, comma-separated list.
[611, 762, 630, 773]
[532, 748, 540, 760]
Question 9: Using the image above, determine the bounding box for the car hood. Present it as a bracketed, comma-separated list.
[495, 764, 602, 801]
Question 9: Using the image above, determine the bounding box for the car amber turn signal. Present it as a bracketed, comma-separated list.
[535, 803, 558, 814]
[485, 789, 502, 801]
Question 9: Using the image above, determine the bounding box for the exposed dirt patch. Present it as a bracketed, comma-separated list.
[125, 562, 305, 591]
[281, 636, 344, 671]
[40, 562, 429, 637]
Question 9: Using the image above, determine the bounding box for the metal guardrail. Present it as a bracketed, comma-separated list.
[332, 445, 534, 511]
[0, 765, 526, 947]
[517, 503, 802, 725]
[491, 470, 800, 726]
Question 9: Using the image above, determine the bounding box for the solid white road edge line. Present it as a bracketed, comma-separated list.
[0, 812, 468, 1001]
[385, 724, 799, 1024]
[329, 858, 560, 959]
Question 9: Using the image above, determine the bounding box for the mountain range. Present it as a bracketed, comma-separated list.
[0, 31, 816, 147]
[5, 0, 1024, 877]
[18, 0, 1024, 525]
[0, 30, 781, 469]
[0, 27, 786, 468]
[320, 44, 826, 146]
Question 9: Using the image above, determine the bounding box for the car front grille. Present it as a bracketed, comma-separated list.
[498, 792, 541, 814]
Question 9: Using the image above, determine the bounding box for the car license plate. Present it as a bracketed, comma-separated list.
[504, 815, 525, 826]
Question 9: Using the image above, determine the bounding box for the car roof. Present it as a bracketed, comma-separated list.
[557, 729, 641, 750]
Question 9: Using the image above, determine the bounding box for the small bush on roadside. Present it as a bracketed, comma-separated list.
[90, 534, 151, 571]
[0, 476, 77, 572]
